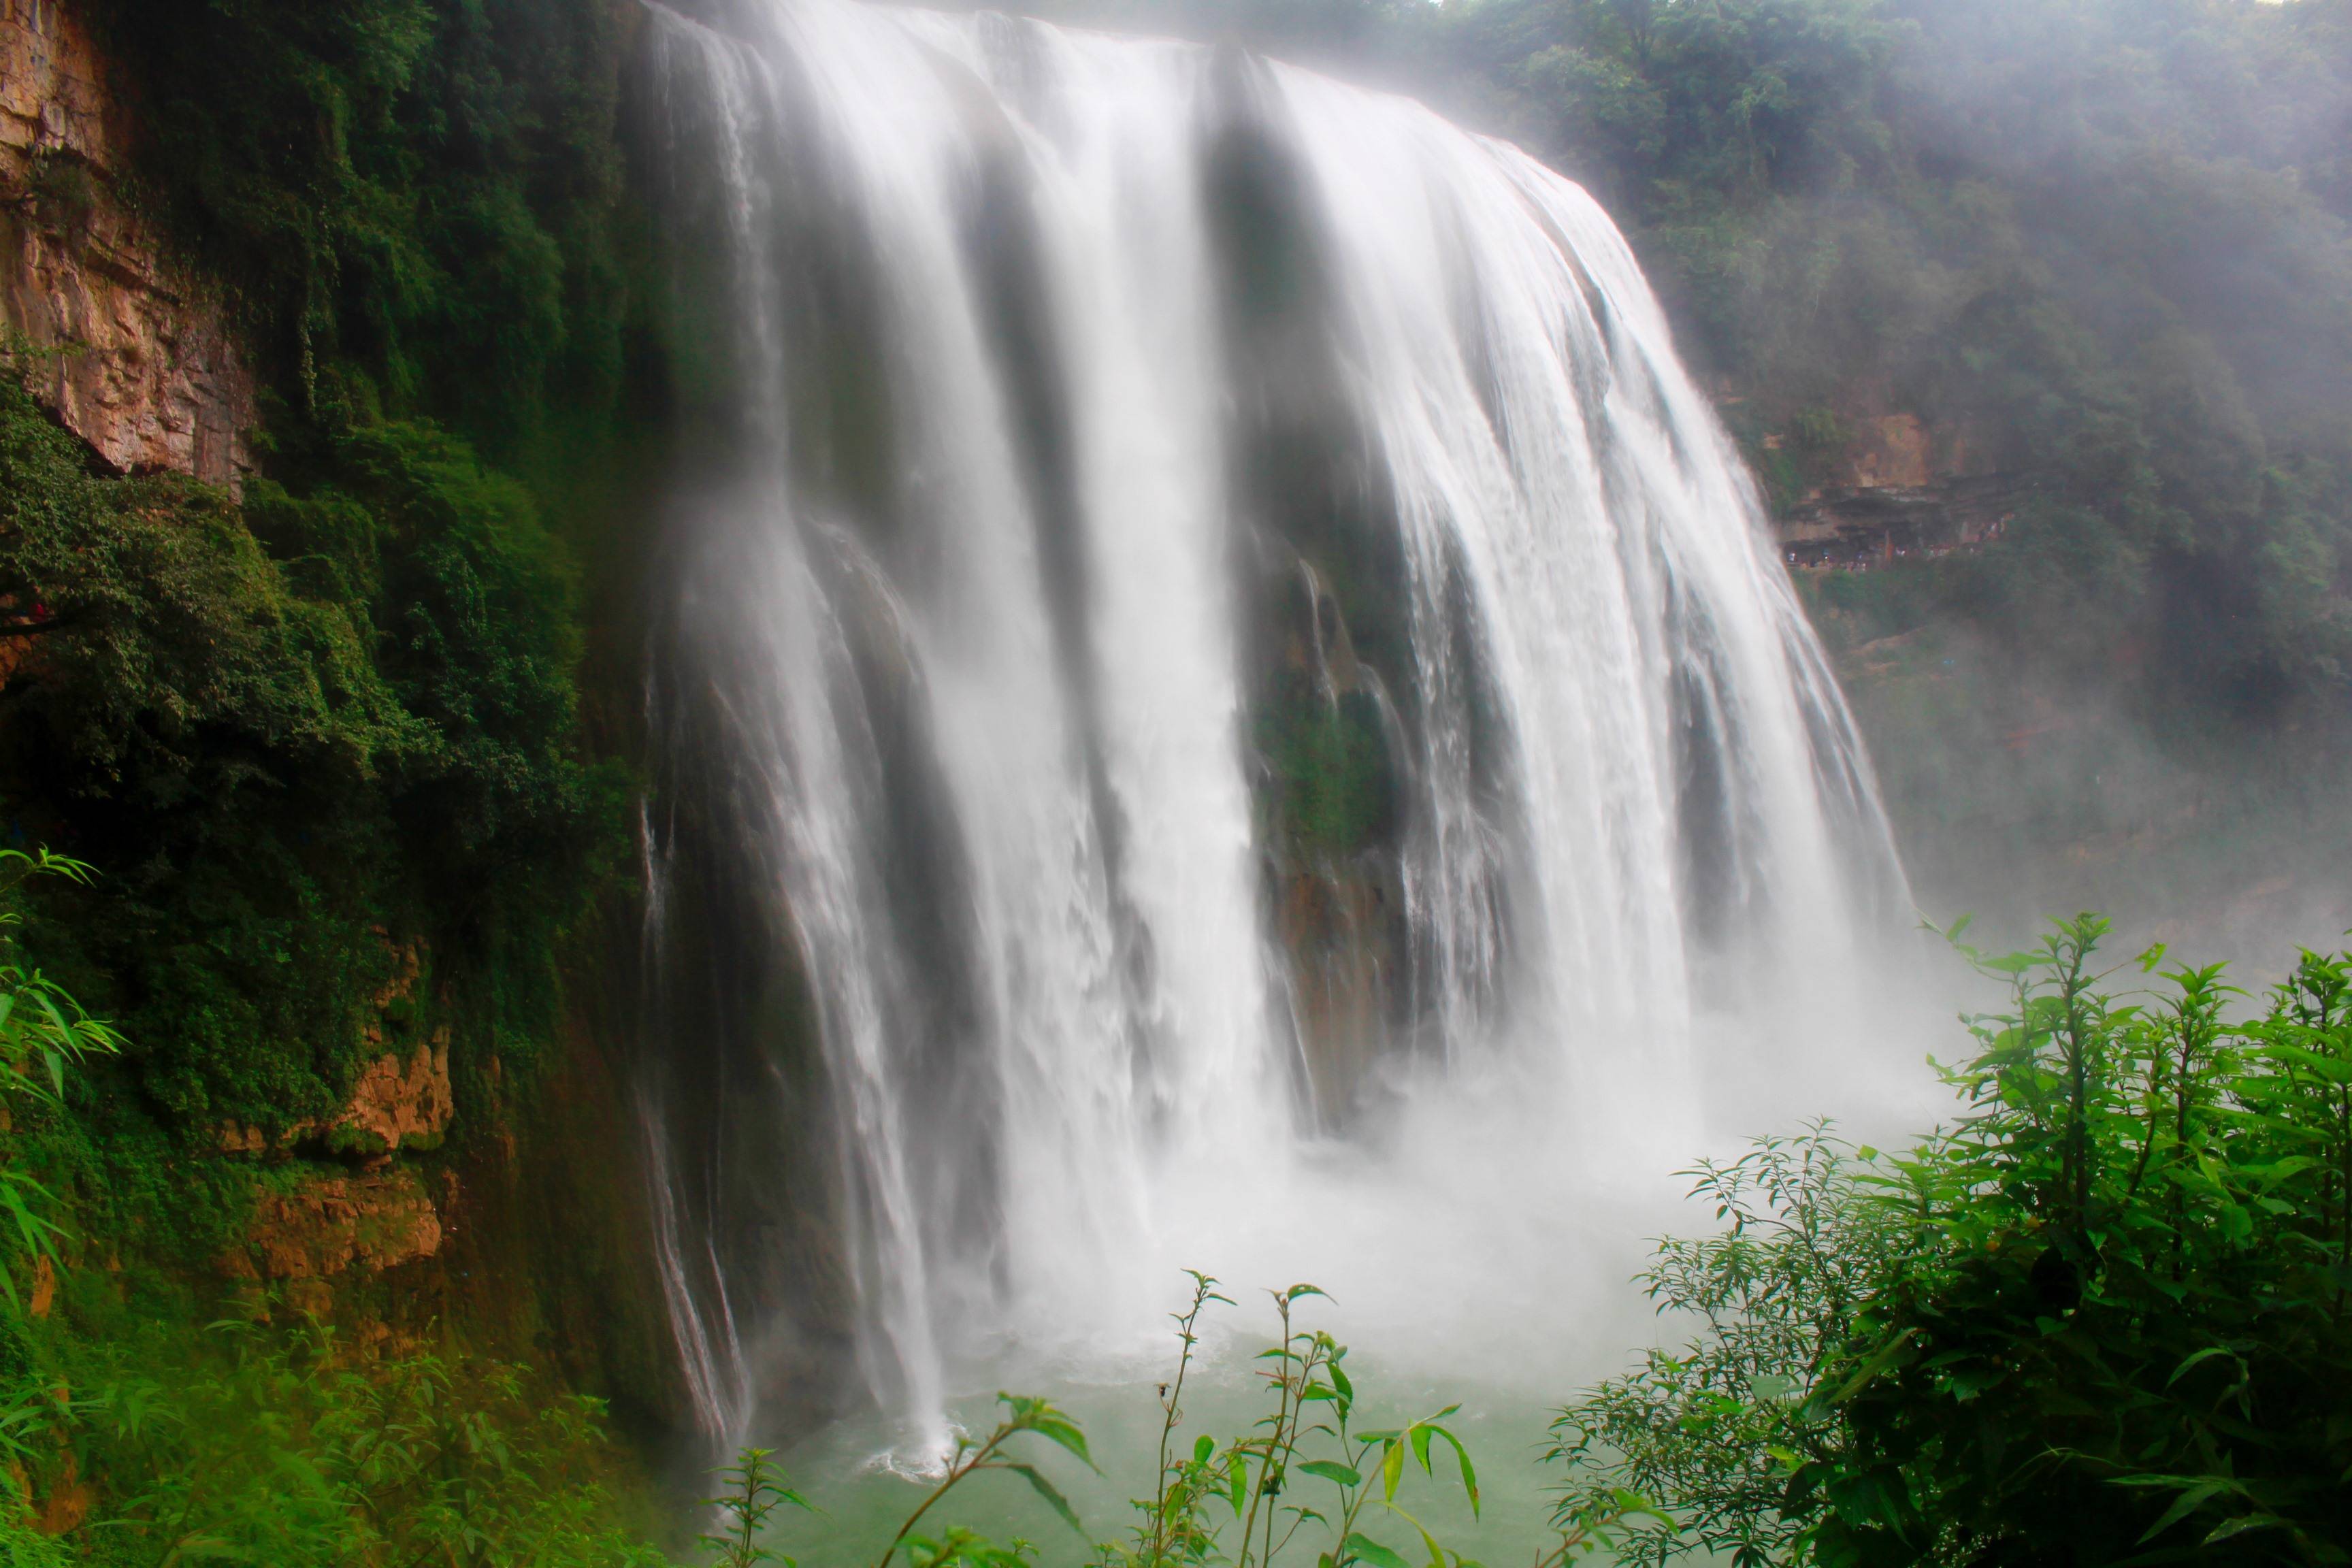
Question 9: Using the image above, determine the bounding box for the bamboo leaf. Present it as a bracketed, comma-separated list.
[1000, 1462, 1085, 1538]
[2135, 1482, 2225, 1545]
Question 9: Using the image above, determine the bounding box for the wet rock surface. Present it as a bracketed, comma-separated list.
[0, 0, 250, 484]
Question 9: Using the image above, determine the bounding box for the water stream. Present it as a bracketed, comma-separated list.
[632, 0, 1914, 1471]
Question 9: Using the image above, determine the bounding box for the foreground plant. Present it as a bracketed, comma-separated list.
[717, 1274, 1481, 1568]
[704, 1448, 811, 1567]
[0, 848, 122, 1312]
[1097, 1277, 1482, 1568]
[1552, 917, 2352, 1566]
[1546, 1124, 1899, 1567]
[876, 1394, 1095, 1568]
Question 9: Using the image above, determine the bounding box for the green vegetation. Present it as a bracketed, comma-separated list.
[1553, 919, 2352, 1564]
[0, 354, 608, 1131]
[0, 848, 667, 1564]
[0, 1, 662, 1541]
[0, 0, 663, 1130]
[1257, 685, 1397, 864]
[82, 0, 638, 463]
[0, 0, 664, 1504]
[683, 1277, 1485, 1568]
[20, 1320, 668, 1565]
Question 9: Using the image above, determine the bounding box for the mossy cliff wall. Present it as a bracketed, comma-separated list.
[0, 0, 693, 1469]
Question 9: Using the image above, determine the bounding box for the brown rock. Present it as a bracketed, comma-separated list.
[1277, 868, 1397, 1130]
[338, 1036, 454, 1155]
[280, 1277, 333, 1319]
[220, 1168, 443, 1281]
[216, 940, 453, 1157]
[31, 1448, 89, 1535]
[0, 0, 250, 484]
[1842, 413, 1931, 489]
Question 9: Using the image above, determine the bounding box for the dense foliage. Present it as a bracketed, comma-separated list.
[0, 359, 606, 1130]
[0, 850, 666, 1565]
[3, 1318, 669, 1566]
[1555, 921, 2352, 1565]
[82, 0, 638, 462]
[0, 0, 676, 1552]
[0, 0, 664, 1143]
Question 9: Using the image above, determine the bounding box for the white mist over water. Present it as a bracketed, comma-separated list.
[636, 0, 1918, 1461]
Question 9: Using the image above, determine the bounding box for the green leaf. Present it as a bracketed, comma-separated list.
[2135, 1482, 2225, 1545]
[1344, 1534, 1411, 1568]
[2163, 1348, 2238, 1389]
[1000, 1394, 1093, 1470]
[1299, 1460, 1362, 1488]
[1827, 1330, 1917, 1405]
[999, 1463, 1085, 1538]
[1428, 1426, 1479, 1518]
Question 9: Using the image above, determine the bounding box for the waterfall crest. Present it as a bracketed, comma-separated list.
[634, 0, 1906, 1448]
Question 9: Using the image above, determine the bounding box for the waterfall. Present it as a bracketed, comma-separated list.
[634, 0, 1907, 1450]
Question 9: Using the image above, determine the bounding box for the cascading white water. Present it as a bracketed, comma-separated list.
[635, 0, 1908, 1454]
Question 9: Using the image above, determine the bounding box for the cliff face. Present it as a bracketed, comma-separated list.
[1769, 407, 2025, 572]
[0, 0, 249, 485]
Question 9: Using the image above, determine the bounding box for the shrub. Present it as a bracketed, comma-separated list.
[1554, 919, 2352, 1565]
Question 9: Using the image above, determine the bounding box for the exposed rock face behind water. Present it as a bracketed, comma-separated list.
[0, 0, 249, 485]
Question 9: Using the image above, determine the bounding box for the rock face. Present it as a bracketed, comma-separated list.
[340, 1039, 455, 1156]
[210, 937, 455, 1296]
[1774, 408, 2027, 570]
[221, 1169, 444, 1281]
[218, 940, 456, 1158]
[0, 0, 250, 484]
[340, 939, 455, 1155]
[1275, 870, 1399, 1128]
[1841, 412, 1934, 490]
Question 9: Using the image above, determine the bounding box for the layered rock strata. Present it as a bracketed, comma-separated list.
[0, 0, 250, 485]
